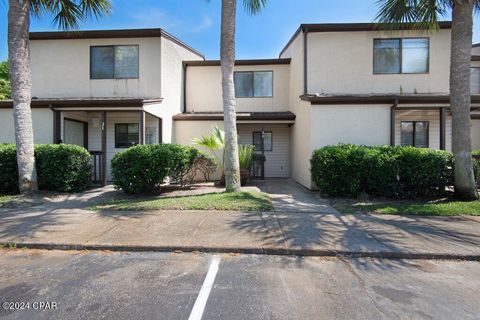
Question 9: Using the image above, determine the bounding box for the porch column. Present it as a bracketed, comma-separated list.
[101, 111, 107, 186]
[53, 110, 61, 144]
[390, 101, 397, 146]
[439, 107, 446, 150]
[140, 111, 145, 145]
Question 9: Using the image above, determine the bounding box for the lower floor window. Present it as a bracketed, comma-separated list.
[115, 123, 139, 148]
[400, 121, 429, 148]
[253, 131, 272, 151]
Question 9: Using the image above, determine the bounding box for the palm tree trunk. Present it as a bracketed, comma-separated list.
[8, 0, 38, 193]
[220, 0, 241, 192]
[450, 0, 478, 200]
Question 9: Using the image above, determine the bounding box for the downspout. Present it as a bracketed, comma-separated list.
[182, 62, 187, 113]
[390, 100, 398, 146]
[303, 27, 308, 95]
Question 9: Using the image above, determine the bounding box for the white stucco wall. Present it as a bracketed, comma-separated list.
[186, 64, 290, 113]
[30, 37, 162, 98]
[0, 108, 53, 144]
[306, 29, 451, 95]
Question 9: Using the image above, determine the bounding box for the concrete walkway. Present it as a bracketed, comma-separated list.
[0, 180, 480, 259]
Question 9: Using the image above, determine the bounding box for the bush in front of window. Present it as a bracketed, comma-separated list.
[0, 144, 93, 194]
[111, 144, 200, 194]
[310, 144, 454, 198]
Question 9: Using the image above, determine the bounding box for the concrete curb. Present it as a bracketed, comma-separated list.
[3, 242, 480, 261]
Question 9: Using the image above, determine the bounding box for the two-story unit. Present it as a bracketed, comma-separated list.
[1, 22, 480, 189]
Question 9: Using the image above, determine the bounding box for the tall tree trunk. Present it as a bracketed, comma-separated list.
[8, 0, 38, 193]
[450, 0, 478, 200]
[220, 0, 241, 192]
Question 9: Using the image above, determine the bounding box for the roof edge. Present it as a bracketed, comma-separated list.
[0, 97, 163, 108]
[279, 21, 452, 59]
[29, 28, 204, 59]
[300, 93, 480, 105]
[184, 58, 291, 67]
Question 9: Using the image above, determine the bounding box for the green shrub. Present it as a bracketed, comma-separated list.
[111, 144, 199, 194]
[0, 144, 92, 194]
[0, 144, 19, 194]
[35, 144, 93, 192]
[311, 144, 454, 198]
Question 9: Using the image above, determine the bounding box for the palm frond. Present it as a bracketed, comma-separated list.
[30, 0, 111, 30]
[238, 144, 255, 170]
[374, 0, 450, 30]
[213, 126, 225, 146]
[242, 0, 267, 15]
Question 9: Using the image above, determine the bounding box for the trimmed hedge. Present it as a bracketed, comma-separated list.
[0, 144, 93, 194]
[111, 144, 200, 194]
[311, 144, 454, 198]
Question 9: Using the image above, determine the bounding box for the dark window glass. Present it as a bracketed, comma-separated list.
[234, 71, 273, 97]
[471, 68, 480, 94]
[234, 72, 254, 97]
[91, 45, 139, 79]
[253, 131, 272, 151]
[115, 123, 139, 148]
[401, 121, 429, 148]
[373, 38, 429, 74]
[91, 46, 114, 79]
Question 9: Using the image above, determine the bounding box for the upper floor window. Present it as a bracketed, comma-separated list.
[471, 68, 480, 94]
[234, 71, 273, 98]
[90, 45, 139, 79]
[374, 38, 429, 74]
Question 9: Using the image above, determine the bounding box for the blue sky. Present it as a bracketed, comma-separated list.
[0, 0, 479, 61]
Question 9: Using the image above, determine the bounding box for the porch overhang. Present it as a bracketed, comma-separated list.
[0, 97, 163, 111]
[173, 112, 296, 124]
[300, 93, 480, 108]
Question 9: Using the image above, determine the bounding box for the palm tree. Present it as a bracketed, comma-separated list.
[220, 0, 267, 192]
[375, 0, 479, 200]
[8, 0, 111, 193]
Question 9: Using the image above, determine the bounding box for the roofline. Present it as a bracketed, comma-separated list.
[0, 98, 163, 108]
[473, 43, 480, 48]
[300, 94, 480, 105]
[183, 58, 291, 67]
[29, 28, 205, 59]
[173, 112, 296, 121]
[279, 21, 453, 58]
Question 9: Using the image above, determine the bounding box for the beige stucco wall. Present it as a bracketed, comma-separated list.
[471, 119, 480, 150]
[186, 64, 290, 113]
[0, 108, 53, 144]
[30, 37, 162, 98]
[472, 45, 480, 55]
[306, 29, 451, 94]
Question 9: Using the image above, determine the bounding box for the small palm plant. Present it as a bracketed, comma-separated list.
[193, 126, 226, 173]
[238, 144, 255, 185]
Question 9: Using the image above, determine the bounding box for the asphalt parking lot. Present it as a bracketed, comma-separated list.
[0, 249, 479, 320]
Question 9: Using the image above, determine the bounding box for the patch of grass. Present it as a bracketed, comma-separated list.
[91, 191, 273, 212]
[332, 199, 480, 216]
[0, 195, 16, 207]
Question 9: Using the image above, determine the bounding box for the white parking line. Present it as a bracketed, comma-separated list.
[188, 256, 221, 320]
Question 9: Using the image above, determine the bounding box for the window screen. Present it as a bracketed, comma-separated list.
[234, 71, 273, 97]
[91, 45, 139, 79]
[373, 38, 429, 74]
[471, 68, 480, 94]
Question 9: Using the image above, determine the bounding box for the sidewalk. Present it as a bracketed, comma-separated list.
[1, 202, 480, 259]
